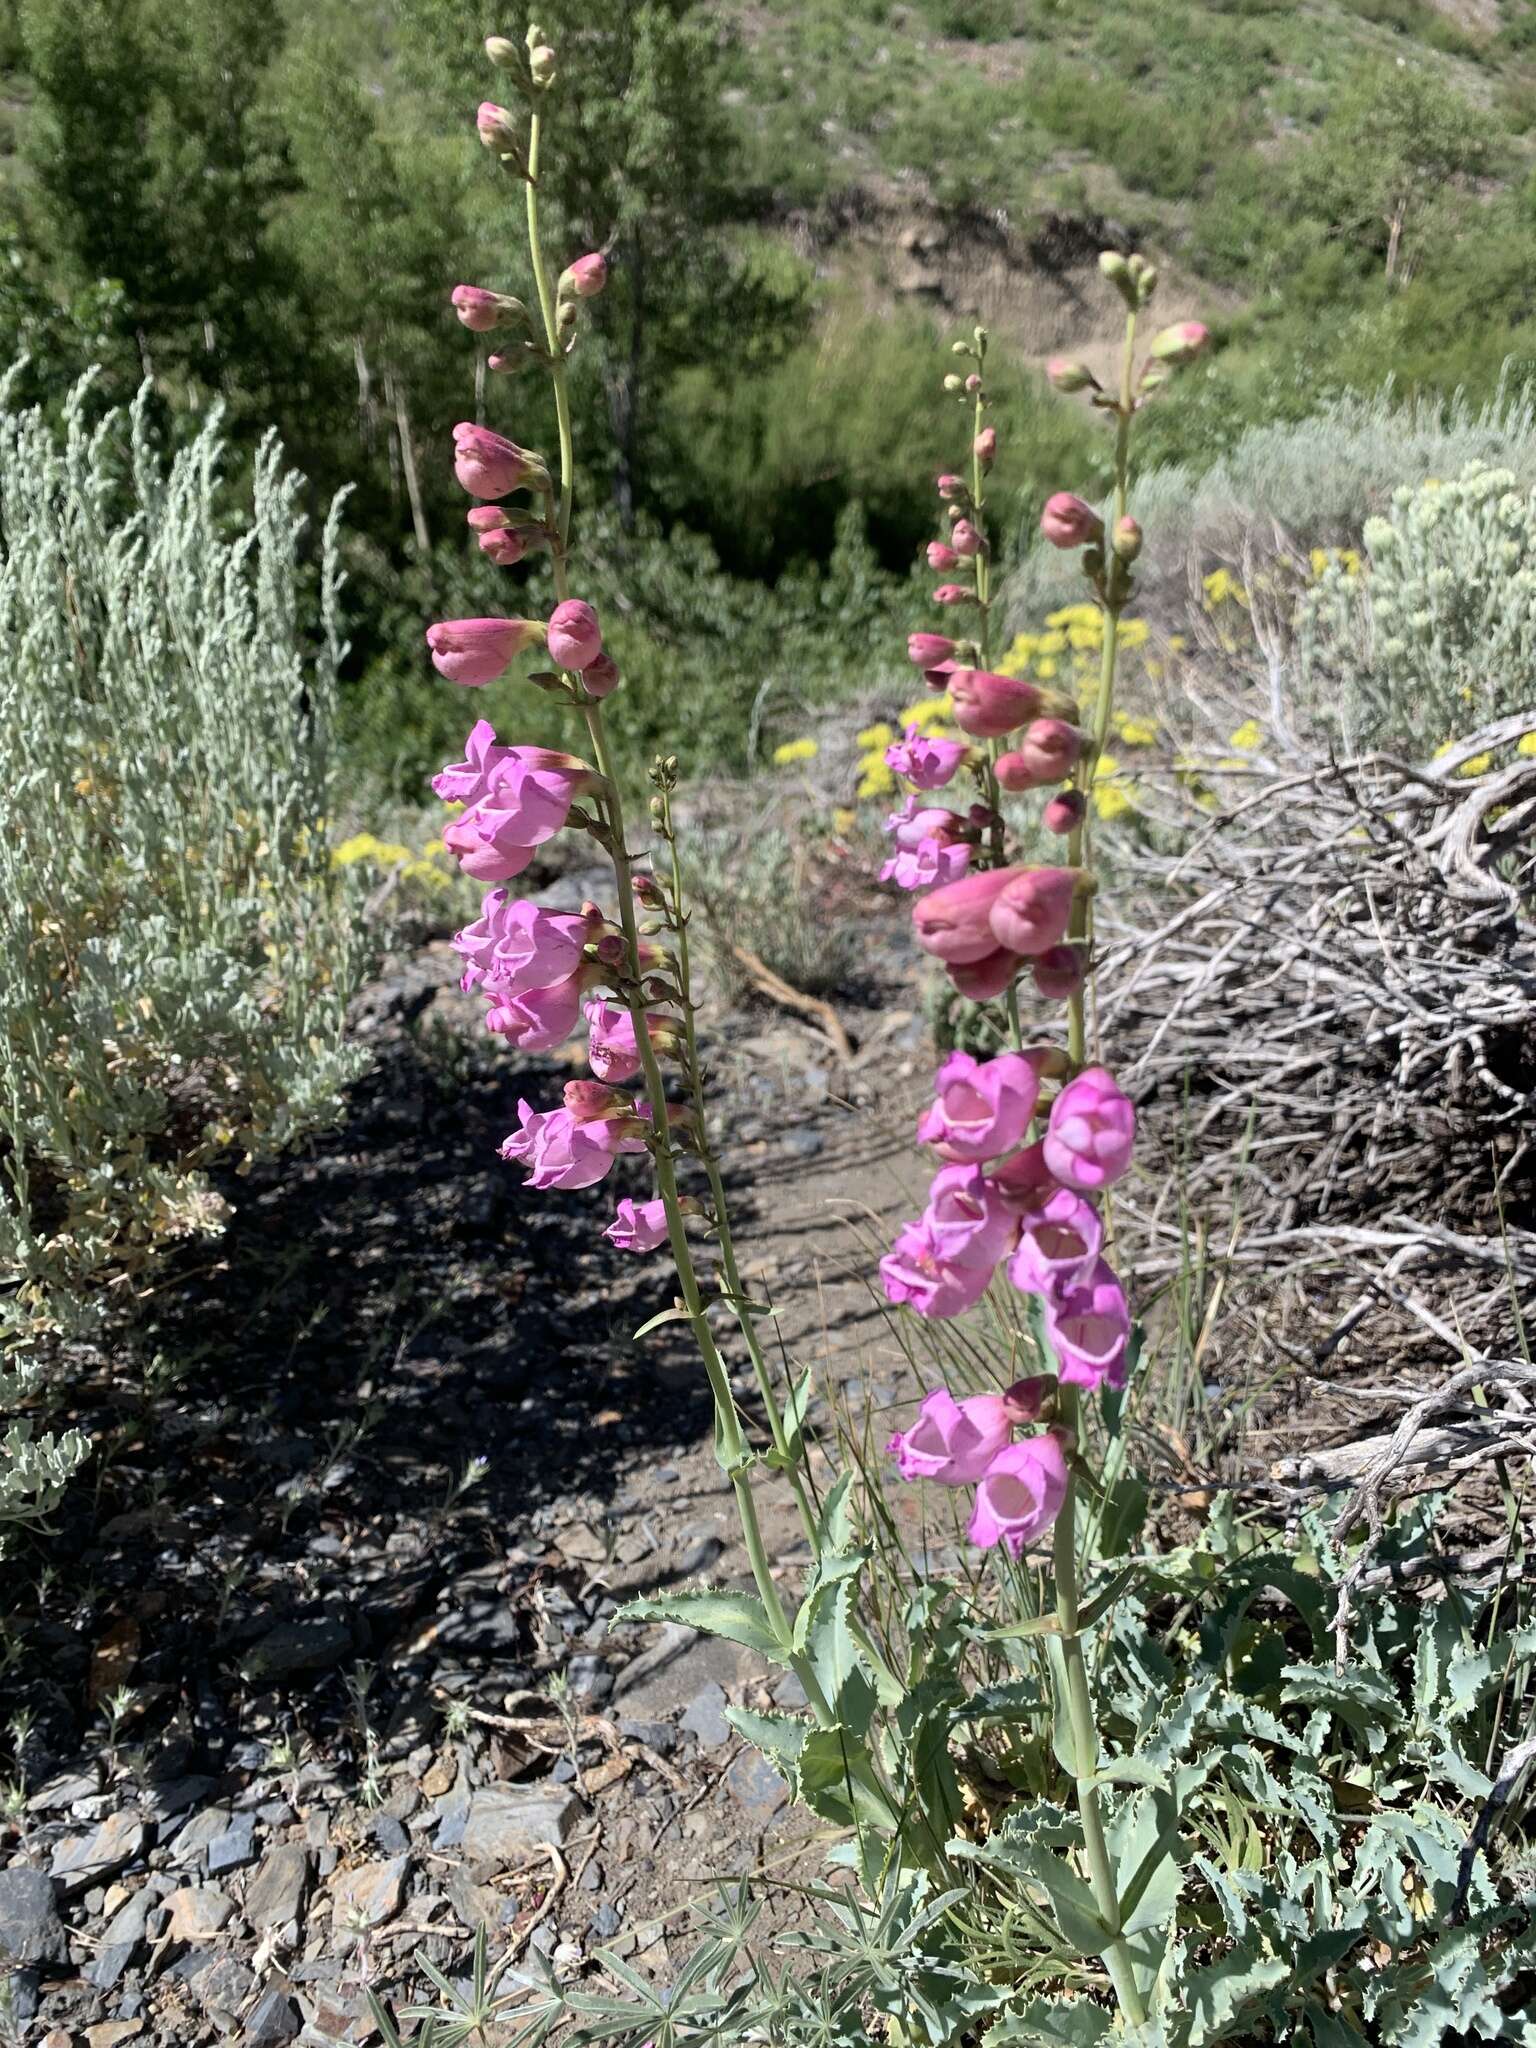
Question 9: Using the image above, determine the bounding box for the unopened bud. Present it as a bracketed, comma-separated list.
[476, 102, 526, 167]
[1127, 254, 1147, 279]
[1099, 250, 1137, 306]
[943, 373, 963, 392]
[965, 373, 981, 392]
[1046, 356, 1097, 394]
[1150, 320, 1211, 368]
[1112, 515, 1143, 561]
[649, 796, 666, 825]
[1136, 264, 1159, 305]
[484, 35, 520, 68]
[950, 340, 971, 356]
[528, 42, 556, 83]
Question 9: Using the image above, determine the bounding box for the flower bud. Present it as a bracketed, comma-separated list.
[528, 42, 556, 83]
[927, 540, 960, 572]
[965, 373, 981, 393]
[974, 426, 997, 467]
[950, 519, 983, 558]
[1046, 356, 1097, 394]
[1099, 250, 1132, 288]
[477, 102, 522, 156]
[581, 651, 621, 700]
[995, 718, 1082, 790]
[943, 373, 963, 392]
[1032, 943, 1086, 1002]
[1150, 321, 1210, 367]
[1042, 789, 1086, 834]
[933, 583, 973, 607]
[548, 598, 604, 671]
[1136, 264, 1159, 305]
[1112, 515, 1143, 561]
[1040, 493, 1104, 550]
[936, 472, 966, 500]
[450, 285, 529, 333]
[560, 252, 608, 299]
[908, 632, 956, 668]
[484, 35, 520, 67]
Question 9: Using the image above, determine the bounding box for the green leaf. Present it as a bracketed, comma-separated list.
[1280, 1662, 1405, 1745]
[725, 1706, 807, 1765]
[614, 1588, 788, 1663]
[989, 1996, 1113, 2045]
[957, 1837, 1110, 1957]
[765, 1366, 814, 1469]
[794, 1724, 892, 1831]
[631, 1303, 694, 1341]
[1185, 1940, 1291, 2045]
[1109, 1787, 1185, 1942]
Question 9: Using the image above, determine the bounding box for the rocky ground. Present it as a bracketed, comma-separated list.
[0, 854, 951, 2045]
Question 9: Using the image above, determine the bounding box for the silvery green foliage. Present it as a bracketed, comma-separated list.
[392, 1492, 1536, 2048]
[1299, 462, 1536, 748]
[0, 372, 368, 1523]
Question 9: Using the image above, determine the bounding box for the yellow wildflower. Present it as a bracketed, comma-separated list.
[857, 756, 897, 800]
[1518, 731, 1536, 756]
[898, 695, 954, 729]
[1227, 719, 1264, 752]
[1167, 634, 1187, 654]
[1038, 630, 1067, 656]
[1458, 752, 1493, 777]
[1114, 618, 1149, 649]
[1113, 712, 1159, 747]
[772, 737, 819, 767]
[855, 722, 894, 750]
[1045, 604, 1100, 629]
[832, 806, 857, 833]
[1202, 568, 1249, 610]
[1036, 658, 1059, 679]
[1092, 753, 1138, 821]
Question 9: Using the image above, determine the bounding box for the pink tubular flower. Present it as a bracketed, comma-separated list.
[913, 865, 1018, 964]
[456, 897, 597, 995]
[547, 599, 603, 671]
[584, 998, 675, 1084]
[485, 967, 588, 1050]
[927, 540, 960, 572]
[442, 806, 538, 882]
[974, 427, 998, 466]
[499, 1100, 646, 1191]
[433, 718, 509, 805]
[605, 1198, 671, 1253]
[995, 718, 1083, 790]
[936, 473, 966, 500]
[1150, 320, 1210, 366]
[949, 947, 1025, 1001]
[885, 1387, 1013, 1484]
[950, 519, 983, 558]
[987, 867, 1079, 958]
[908, 633, 956, 668]
[426, 616, 544, 687]
[562, 252, 608, 298]
[933, 583, 972, 606]
[968, 1433, 1069, 1556]
[1043, 1066, 1136, 1192]
[882, 835, 971, 892]
[485, 748, 594, 846]
[917, 1049, 1040, 1163]
[923, 1163, 1018, 1270]
[478, 525, 527, 567]
[1008, 1186, 1103, 1296]
[1032, 943, 1085, 1001]
[885, 723, 966, 790]
[1042, 791, 1085, 835]
[1040, 493, 1104, 549]
[453, 422, 538, 500]
[477, 102, 520, 153]
[451, 285, 515, 332]
[946, 669, 1042, 741]
[1046, 1258, 1131, 1389]
[581, 651, 621, 699]
[879, 1219, 993, 1320]
[991, 1140, 1055, 1209]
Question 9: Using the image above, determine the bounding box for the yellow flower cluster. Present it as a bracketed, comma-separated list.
[772, 737, 819, 767]
[1309, 546, 1362, 578]
[996, 606, 1152, 691]
[1201, 568, 1249, 611]
[332, 831, 450, 890]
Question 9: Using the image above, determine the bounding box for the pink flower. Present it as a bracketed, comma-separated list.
[477, 102, 520, 152]
[1044, 1067, 1135, 1192]
[453, 422, 538, 500]
[1046, 357, 1096, 393]
[1031, 944, 1084, 1001]
[548, 599, 603, 671]
[908, 633, 956, 667]
[485, 968, 588, 1050]
[584, 999, 675, 1083]
[442, 807, 538, 882]
[581, 651, 621, 699]
[884, 797, 962, 852]
[990, 1141, 1055, 1209]
[426, 616, 544, 687]
[1042, 791, 1085, 835]
[455, 897, 597, 994]
[499, 1100, 646, 1191]
[923, 1163, 1018, 1270]
[451, 286, 511, 332]
[882, 836, 971, 891]
[936, 473, 966, 500]
[916, 1050, 1040, 1163]
[994, 719, 1083, 789]
[886, 1388, 1013, 1484]
[605, 1198, 670, 1252]
[926, 540, 960, 571]
[933, 584, 973, 606]
[968, 1433, 1069, 1556]
[973, 427, 997, 466]
[879, 1219, 993, 1320]
[950, 519, 983, 558]
[987, 867, 1078, 958]
[885, 723, 966, 790]
[486, 748, 594, 846]
[949, 947, 1025, 1001]
[1046, 1258, 1131, 1388]
[913, 866, 1018, 964]
[946, 669, 1043, 740]
[562, 252, 608, 298]
[1040, 493, 1104, 549]
[1008, 1186, 1103, 1296]
[477, 525, 527, 567]
[1150, 320, 1210, 366]
[433, 718, 510, 805]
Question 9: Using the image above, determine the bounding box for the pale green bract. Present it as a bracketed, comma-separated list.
[0, 370, 368, 1529]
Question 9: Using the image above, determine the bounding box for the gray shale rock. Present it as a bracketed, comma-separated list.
[244, 1844, 310, 1933]
[245, 1982, 302, 2044]
[239, 1613, 355, 1683]
[0, 1866, 66, 1966]
[460, 1785, 580, 1872]
[679, 1682, 732, 1750]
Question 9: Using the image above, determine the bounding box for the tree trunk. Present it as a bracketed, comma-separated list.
[387, 366, 431, 557]
[1385, 206, 1404, 284]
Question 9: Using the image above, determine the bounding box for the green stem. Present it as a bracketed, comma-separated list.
[1053, 1390, 1147, 2024]
[524, 111, 575, 566]
[1065, 307, 1137, 1068]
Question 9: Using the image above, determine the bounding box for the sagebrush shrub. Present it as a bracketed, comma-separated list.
[0, 375, 368, 1523]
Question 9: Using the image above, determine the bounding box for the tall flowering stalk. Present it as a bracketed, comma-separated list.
[426, 25, 901, 1812]
[878, 259, 1208, 2021]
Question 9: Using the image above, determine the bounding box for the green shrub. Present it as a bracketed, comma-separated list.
[0, 375, 369, 1524]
